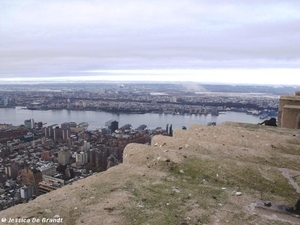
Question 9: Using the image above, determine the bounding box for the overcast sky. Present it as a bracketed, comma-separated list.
[1, 0, 300, 85]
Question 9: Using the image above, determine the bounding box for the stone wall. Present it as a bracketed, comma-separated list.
[278, 92, 300, 129]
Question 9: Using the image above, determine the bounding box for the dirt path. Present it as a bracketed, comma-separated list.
[279, 168, 300, 193]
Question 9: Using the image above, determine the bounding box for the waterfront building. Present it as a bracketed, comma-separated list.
[105, 119, 119, 132]
[24, 119, 34, 129]
[37, 122, 43, 129]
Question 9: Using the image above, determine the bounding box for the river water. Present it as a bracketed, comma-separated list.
[0, 108, 268, 130]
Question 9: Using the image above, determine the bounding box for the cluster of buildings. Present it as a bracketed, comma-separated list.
[38, 93, 278, 115]
[0, 119, 171, 211]
[0, 84, 279, 115]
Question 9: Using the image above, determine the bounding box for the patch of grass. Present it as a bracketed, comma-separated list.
[245, 154, 300, 171]
[290, 171, 300, 190]
[286, 137, 300, 146]
[124, 185, 183, 224]
[274, 143, 300, 156]
[170, 157, 298, 203]
[199, 213, 210, 224]
[123, 154, 299, 224]
[122, 173, 225, 225]
[61, 207, 83, 225]
[75, 180, 122, 206]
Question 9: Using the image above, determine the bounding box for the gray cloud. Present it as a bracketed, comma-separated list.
[0, 0, 300, 81]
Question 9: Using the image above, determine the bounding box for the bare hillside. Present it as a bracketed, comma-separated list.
[1, 122, 300, 225]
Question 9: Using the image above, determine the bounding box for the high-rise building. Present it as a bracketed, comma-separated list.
[79, 141, 90, 152]
[64, 166, 74, 179]
[20, 185, 33, 201]
[58, 147, 70, 166]
[24, 119, 34, 129]
[44, 126, 53, 138]
[53, 127, 62, 141]
[89, 149, 96, 165]
[5, 162, 19, 179]
[95, 149, 108, 170]
[62, 129, 70, 140]
[105, 119, 119, 132]
[166, 124, 173, 136]
[37, 122, 43, 129]
[76, 151, 88, 166]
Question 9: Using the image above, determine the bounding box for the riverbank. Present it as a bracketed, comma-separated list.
[0, 108, 268, 130]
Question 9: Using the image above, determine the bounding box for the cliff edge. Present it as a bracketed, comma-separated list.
[1, 122, 300, 225]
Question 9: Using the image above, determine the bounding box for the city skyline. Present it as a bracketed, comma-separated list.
[1, 0, 300, 85]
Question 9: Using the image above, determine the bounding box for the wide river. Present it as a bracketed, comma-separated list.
[0, 108, 268, 130]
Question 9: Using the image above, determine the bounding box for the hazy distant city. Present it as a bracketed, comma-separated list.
[1, 82, 297, 114]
